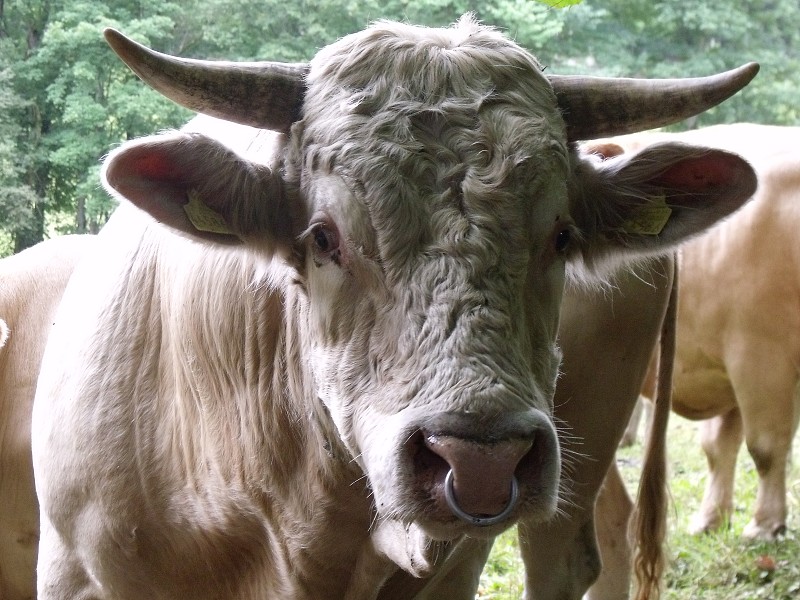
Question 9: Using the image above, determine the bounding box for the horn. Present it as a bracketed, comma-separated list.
[549, 62, 759, 142]
[104, 29, 309, 133]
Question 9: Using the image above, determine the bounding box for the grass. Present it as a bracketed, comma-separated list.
[477, 414, 800, 599]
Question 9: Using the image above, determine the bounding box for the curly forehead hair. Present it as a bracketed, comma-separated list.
[289, 16, 570, 272]
[303, 15, 558, 125]
[295, 14, 567, 185]
[294, 15, 566, 173]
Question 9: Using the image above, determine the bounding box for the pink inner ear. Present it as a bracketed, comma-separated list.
[585, 142, 625, 161]
[653, 154, 740, 191]
[105, 144, 196, 230]
[130, 151, 186, 184]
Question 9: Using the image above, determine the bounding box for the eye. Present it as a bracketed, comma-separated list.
[309, 222, 342, 265]
[554, 228, 571, 253]
[313, 225, 338, 254]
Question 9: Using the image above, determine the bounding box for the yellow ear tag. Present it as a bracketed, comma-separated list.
[183, 190, 233, 235]
[621, 195, 672, 236]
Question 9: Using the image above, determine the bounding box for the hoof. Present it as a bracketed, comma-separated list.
[742, 519, 786, 541]
[688, 511, 729, 536]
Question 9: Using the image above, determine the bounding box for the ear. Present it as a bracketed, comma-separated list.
[570, 142, 757, 271]
[102, 132, 296, 253]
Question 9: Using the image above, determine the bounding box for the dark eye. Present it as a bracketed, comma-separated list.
[312, 224, 339, 254]
[555, 228, 571, 253]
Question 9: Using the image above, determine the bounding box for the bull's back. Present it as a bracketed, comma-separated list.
[0, 235, 94, 600]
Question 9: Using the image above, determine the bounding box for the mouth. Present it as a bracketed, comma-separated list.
[390, 495, 527, 542]
[370, 518, 462, 577]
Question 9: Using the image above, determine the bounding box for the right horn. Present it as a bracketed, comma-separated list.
[549, 62, 759, 142]
[104, 29, 309, 133]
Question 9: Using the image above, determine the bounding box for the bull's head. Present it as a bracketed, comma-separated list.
[100, 17, 756, 554]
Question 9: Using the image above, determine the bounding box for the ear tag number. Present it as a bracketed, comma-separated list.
[184, 190, 232, 235]
[622, 195, 672, 235]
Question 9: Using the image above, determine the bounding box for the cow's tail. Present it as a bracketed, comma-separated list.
[632, 255, 677, 600]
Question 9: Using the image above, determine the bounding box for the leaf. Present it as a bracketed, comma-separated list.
[533, 0, 583, 7]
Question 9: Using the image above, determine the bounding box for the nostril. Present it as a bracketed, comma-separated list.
[403, 412, 560, 528]
[406, 430, 451, 493]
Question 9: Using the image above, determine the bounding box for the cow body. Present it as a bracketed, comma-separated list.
[22, 18, 758, 600]
[675, 135, 800, 540]
[592, 124, 800, 542]
[34, 211, 422, 598]
[0, 236, 94, 600]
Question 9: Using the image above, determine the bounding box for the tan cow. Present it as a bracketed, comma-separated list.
[0, 235, 94, 600]
[577, 124, 800, 600]
[592, 124, 800, 542]
[0, 18, 758, 600]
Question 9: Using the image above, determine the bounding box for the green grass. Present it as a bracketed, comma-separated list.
[476, 527, 525, 598]
[478, 415, 800, 599]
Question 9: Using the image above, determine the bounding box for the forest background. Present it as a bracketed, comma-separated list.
[1, 0, 798, 255]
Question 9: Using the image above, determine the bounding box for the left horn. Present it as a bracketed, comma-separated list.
[549, 62, 759, 142]
[104, 29, 309, 133]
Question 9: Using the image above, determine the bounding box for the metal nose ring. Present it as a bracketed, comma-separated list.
[443, 468, 520, 527]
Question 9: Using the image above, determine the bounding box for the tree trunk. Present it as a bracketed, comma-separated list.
[13, 197, 45, 253]
[76, 196, 87, 234]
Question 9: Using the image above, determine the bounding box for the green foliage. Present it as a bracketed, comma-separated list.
[477, 528, 524, 598]
[0, 0, 192, 253]
[0, 0, 798, 255]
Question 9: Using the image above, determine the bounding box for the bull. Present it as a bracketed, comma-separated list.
[17, 16, 759, 600]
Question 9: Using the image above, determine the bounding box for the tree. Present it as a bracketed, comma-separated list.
[0, 58, 41, 255]
[0, 0, 50, 253]
[550, 0, 800, 127]
[22, 1, 191, 235]
[0, 0, 192, 252]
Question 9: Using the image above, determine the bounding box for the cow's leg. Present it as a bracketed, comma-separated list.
[728, 354, 799, 540]
[0, 392, 39, 600]
[619, 398, 644, 448]
[619, 396, 653, 448]
[519, 516, 601, 600]
[521, 257, 673, 600]
[586, 461, 633, 600]
[689, 408, 743, 534]
[620, 350, 658, 448]
[0, 462, 38, 600]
